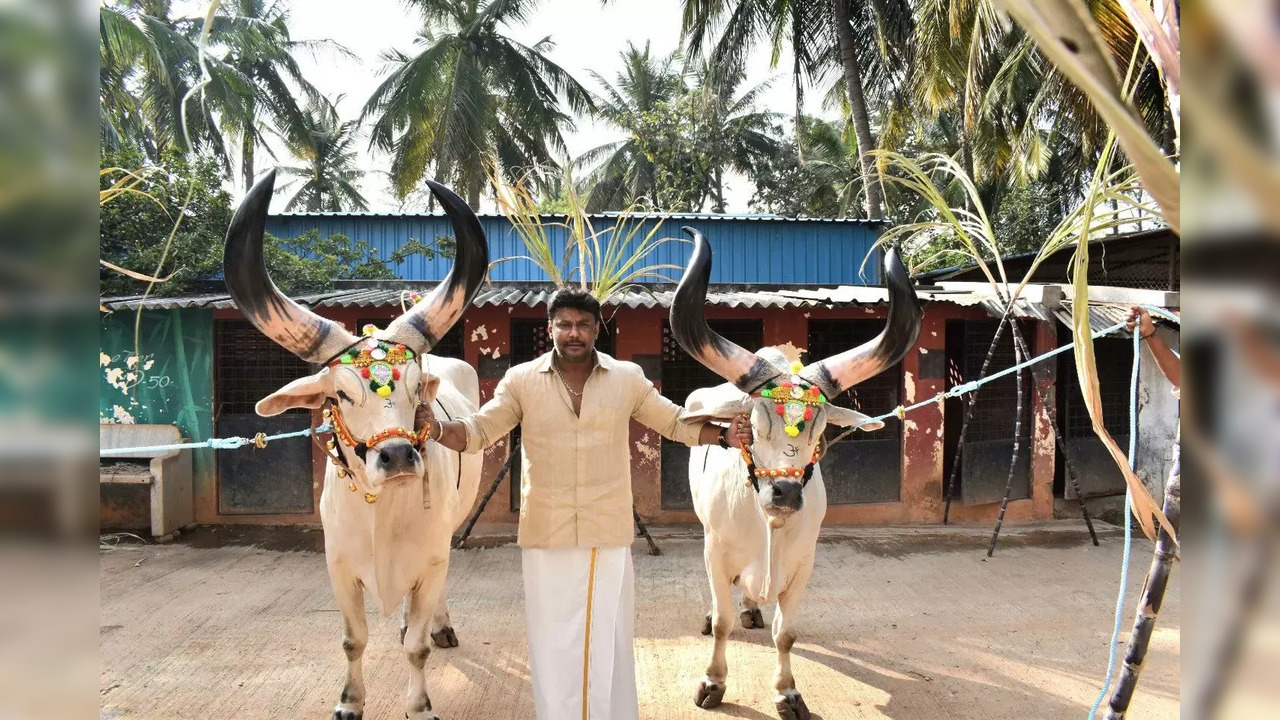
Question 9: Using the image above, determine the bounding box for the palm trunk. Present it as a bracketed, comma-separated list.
[793, 44, 805, 164]
[467, 182, 481, 211]
[832, 0, 883, 220]
[713, 168, 726, 213]
[242, 130, 255, 192]
[1104, 444, 1180, 719]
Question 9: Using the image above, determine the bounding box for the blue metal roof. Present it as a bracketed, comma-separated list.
[266, 213, 885, 286]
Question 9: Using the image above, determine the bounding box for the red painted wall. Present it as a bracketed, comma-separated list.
[201, 302, 1060, 529]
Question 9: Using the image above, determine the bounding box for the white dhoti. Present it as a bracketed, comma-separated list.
[522, 546, 638, 720]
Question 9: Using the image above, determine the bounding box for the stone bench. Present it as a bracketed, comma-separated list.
[100, 424, 194, 541]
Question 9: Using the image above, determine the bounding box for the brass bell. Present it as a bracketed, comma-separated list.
[364, 493, 378, 504]
[347, 482, 357, 492]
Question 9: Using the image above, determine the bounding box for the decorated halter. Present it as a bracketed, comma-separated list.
[739, 362, 825, 491]
[315, 324, 429, 504]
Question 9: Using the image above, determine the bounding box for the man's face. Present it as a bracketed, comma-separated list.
[549, 307, 599, 362]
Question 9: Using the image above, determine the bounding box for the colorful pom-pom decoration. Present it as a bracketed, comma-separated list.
[376, 385, 392, 398]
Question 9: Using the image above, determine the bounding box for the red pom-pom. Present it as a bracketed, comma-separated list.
[392, 368, 401, 380]
[804, 407, 813, 420]
[361, 368, 370, 378]
[775, 404, 785, 415]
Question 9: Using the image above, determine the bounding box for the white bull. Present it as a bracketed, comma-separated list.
[669, 228, 922, 720]
[223, 171, 488, 720]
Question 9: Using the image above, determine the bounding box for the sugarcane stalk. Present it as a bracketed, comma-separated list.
[1104, 444, 1181, 718]
[634, 507, 661, 556]
[944, 315, 1010, 523]
[987, 336, 1026, 556]
[452, 438, 520, 549]
[1008, 322, 1099, 545]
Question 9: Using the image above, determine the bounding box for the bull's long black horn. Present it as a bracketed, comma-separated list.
[223, 169, 356, 363]
[797, 246, 922, 398]
[382, 180, 489, 353]
[670, 227, 781, 393]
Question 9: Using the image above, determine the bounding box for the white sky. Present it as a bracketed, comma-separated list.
[260, 0, 839, 213]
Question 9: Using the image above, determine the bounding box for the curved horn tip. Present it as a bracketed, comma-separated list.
[681, 226, 704, 241]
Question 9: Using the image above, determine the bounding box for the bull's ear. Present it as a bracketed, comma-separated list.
[825, 405, 885, 431]
[256, 370, 332, 417]
[682, 397, 753, 423]
[419, 373, 441, 406]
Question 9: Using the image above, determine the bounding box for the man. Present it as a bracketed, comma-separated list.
[419, 286, 752, 720]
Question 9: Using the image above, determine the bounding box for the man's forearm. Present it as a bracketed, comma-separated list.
[697, 422, 723, 446]
[1143, 333, 1181, 389]
[429, 420, 469, 453]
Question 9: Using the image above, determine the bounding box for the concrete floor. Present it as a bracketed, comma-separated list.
[100, 523, 1179, 719]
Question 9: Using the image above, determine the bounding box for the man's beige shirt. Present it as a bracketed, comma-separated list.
[460, 351, 704, 548]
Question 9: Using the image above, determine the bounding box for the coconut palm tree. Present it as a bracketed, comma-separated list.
[207, 0, 335, 191]
[681, 0, 913, 220]
[99, 0, 339, 187]
[576, 42, 684, 212]
[361, 0, 594, 208]
[690, 60, 782, 212]
[278, 99, 369, 212]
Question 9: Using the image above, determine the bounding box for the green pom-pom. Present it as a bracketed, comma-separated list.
[340, 355, 353, 364]
[760, 389, 773, 398]
[405, 350, 414, 359]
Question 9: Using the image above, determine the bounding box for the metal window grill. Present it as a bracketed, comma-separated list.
[1063, 336, 1133, 438]
[214, 321, 313, 416]
[961, 320, 1033, 443]
[1087, 242, 1179, 291]
[357, 317, 465, 360]
[661, 320, 763, 406]
[806, 320, 902, 444]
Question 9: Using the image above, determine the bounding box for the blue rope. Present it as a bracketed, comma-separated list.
[100, 424, 332, 457]
[1088, 325, 1144, 719]
[101, 308, 1181, 462]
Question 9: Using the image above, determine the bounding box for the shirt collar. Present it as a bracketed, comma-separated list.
[538, 350, 613, 373]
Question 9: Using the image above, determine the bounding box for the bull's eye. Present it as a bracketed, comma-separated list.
[336, 389, 354, 404]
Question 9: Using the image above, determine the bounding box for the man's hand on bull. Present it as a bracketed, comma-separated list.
[728, 413, 753, 448]
[704, 414, 753, 449]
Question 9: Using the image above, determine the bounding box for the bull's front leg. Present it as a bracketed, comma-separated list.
[328, 565, 368, 720]
[695, 545, 733, 710]
[771, 557, 815, 720]
[403, 568, 448, 720]
[429, 590, 458, 648]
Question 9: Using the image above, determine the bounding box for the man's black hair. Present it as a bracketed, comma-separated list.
[547, 286, 602, 324]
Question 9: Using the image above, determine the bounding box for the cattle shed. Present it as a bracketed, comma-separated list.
[100, 220, 1178, 533]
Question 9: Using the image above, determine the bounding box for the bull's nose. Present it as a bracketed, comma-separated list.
[375, 440, 419, 473]
[770, 480, 803, 511]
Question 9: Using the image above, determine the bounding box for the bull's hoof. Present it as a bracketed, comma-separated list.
[333, 707, 362, 720]
[775, 690, 810, 720]
[431, 626, 459, 648]
[694, 679, 726, 709]
[701, 613, 712, 636]
[740, 608, 765, 629]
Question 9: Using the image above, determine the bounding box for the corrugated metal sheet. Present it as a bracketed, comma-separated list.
[98, 284, 1151, 334]
[101, 285, 826, 311]
[265, 214, 884, 286]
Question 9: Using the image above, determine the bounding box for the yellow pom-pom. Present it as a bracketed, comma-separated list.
[790, 361, 803, 374]
[362, 323, 378, 337]
[785, 426, 800, 437]
[376, 385, 392, 398]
